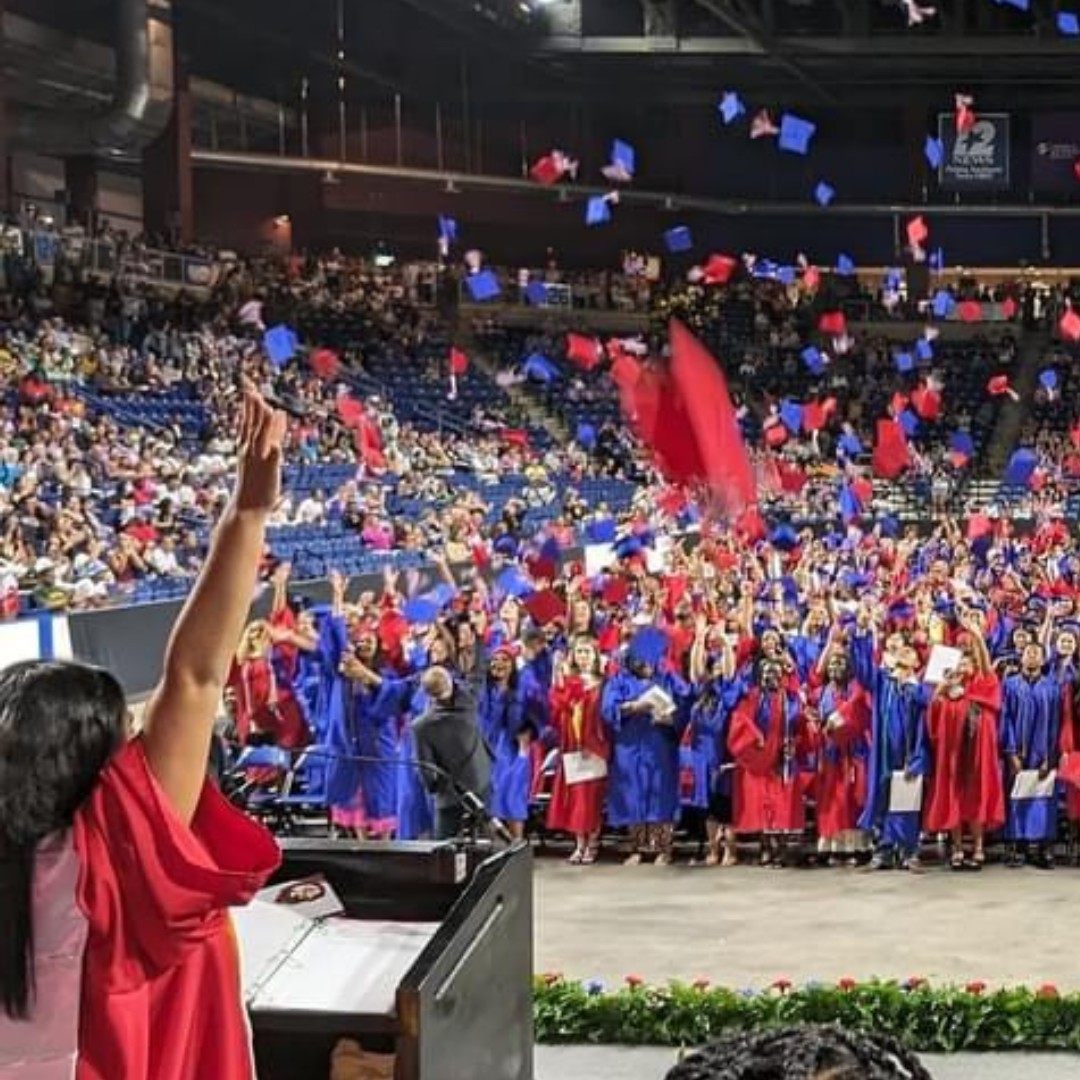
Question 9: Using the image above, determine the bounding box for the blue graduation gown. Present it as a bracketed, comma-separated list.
[1001, 674, 1060, 842]
[397, 683, 435, 840]
[478, 681, 533, 822]
[791, 632, 827, 685]
[298, 608, 344, 745]
[858, 670, 929, 850]
[681, 679, 738, 809]
[601, 671, 691, 826]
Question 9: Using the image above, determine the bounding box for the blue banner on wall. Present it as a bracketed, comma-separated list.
[936, 112, 1011, 191]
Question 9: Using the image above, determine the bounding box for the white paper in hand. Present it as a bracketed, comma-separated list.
[923, 645, 963, 685]
[888, 771, 924, 814]
[1011, 769, 1057, 800]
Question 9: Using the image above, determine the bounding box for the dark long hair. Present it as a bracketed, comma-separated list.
[0, 661, 127, 1019]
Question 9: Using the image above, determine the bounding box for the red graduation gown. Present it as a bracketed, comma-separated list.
[1056, 681, 1080, 822]
[546, 677, 609, 835]
[813, 682, 871, 839]
[727, 688, 808, 833]
[73, 738, 281, 1080]
[924, 673, 1005, 832]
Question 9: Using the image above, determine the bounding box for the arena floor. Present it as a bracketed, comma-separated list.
[533, 856, 1080, 988]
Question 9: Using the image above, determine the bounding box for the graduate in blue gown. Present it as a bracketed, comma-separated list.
[601, 628, 691, 865]
[1001, 642, 1061, 868]
[859, 644, 931, 871]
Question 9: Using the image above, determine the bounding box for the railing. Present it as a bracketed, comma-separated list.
[83, 240, 218, 291]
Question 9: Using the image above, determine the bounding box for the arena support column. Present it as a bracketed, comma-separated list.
[0, 0, 9, 213]
[142, 48, 193, 244]
[64, 157, 100, 230]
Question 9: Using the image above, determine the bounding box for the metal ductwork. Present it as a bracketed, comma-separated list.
[11, 0, 174, 156]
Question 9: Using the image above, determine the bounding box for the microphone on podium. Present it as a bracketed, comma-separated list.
[288, 747, 516, 845]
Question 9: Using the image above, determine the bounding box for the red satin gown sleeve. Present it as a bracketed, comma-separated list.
[72, 737, 282, 1080]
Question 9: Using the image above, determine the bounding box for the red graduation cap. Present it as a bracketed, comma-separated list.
[309, 347, 340, 380]
[957, 300, 982, 323]
[450, 346, 469, 376]
[523, 590, 567, 627]
[872, 418, 912, 479]
[966, 513, 993, 540]
[530, 153, 564, 186]
[702, 253, 738, 285]
[910, 386, 942, 421]
[336, 394, 365, 429]
[526, 555, 558, 584]
[803, 265, 821, 291]
[819, 310, 846, 335]
[906, 216, 929, 247]
[802, 400, 827, 432]
[1001, 296, 1018, 320]
[601, 577, 631, 606]
[567, 332, 602, 371]
[1060, 308, 1080, 342]
[890, 391, 909, 416]
[955, 93, 976, 134]
[987, 375, 1011, 396]
[764, 420, 788, 447]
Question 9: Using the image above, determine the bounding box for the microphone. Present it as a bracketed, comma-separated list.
[279, 747, 516, 845]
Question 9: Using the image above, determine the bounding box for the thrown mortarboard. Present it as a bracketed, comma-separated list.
[915, 337, 934, 362]
[884, 267, 904, 292]
[819, 310, 847, 335]
[576, 421, 597, 449]
[879, 514, 900, 538]
[264, 324, 298, 366]
[309, 346, 340, 380]
[1059, 11, 1080, 35]
[1004, 448, 1039, 487]
[438, 215, 458, 245]
[996, 0, 1029, 9]
[894, 351, 915, 374]
[950, 431, 975, 458]
[888, 599, 915, 622]
[523, 590, 567, 627]
[924, 135, 944, 170]
[601, 577, 630, 607]
[932, 290, 955, 318]
[987, 374, 1011, 396]
[586, 196, 613, 227]
[719, 91, 746, 125]
[776, 265, 797, 286]
[814, 181, 836, 207]
[899, 409, 920, 437]
[1060, 308, 1080, 341]
[770, 523, 800, 551]
[466, 270, 501, 302]
[801, 345, 826, 374]
[838, 431, 863, 457]
[836, 253, 856, 276]
[928, 247, 946, 271]
[907, 216, 929, 247]
[778, 113, 817, 155]
[496, 567, 534, 599]
[609, 139, 636, 179]
[613, 534, 645, 560]
[524, 280, 548, 306]
[428, 584, 458, 609]
[779, 400, 803, 433]
[1040, 369, 1059, 392]
[664, 226, 694, 254]
[524, 353, 558, 383]
[403, 597, 441, 626]
[627, 626, 670, 668]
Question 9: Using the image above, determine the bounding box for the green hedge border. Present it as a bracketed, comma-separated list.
[534, 976, 1080, 1051]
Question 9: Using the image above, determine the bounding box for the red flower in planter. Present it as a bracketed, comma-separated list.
[1037, 983, 1059, 999]
[772, 978, 793, 994]
[541, 972, 562, 986]
[625, 975, 645, 990]
[965, 981, 987, 995]
[903, 976, 928, 992]
[692, 978, 711, 992]
[837, 977, 858, 991]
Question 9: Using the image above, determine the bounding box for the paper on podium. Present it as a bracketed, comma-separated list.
[888, 771, 923, 814]
[231, 899, 440, 1016]
[1011, 769, 1057, 800]
[923, 645, 963, 685]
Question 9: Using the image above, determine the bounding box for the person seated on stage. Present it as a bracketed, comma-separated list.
[663, 1025, 933, 1080]
[0, 384, 286, 1079]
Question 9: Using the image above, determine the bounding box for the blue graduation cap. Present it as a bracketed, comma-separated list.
[614, 534, 645, 560]
[437, 215, 458, 245]
[524, 353, 558, 383]
[403, 597, 441, 625]
[839, 483, 862, 523]
[838, 431, 863, 457]
[924, 136, 944, 171]
[585, 196, 612, 227]
[915, 337, 934, 362]
[611, 139, 636, 177]
[587, 518, 618, 544]
[996, 0, 1029, 9]
[538, 535, 563, 564]
[814, 181, 835, 207]
[888, 599, 915, 622]
[466, 270, 501, 302]
[899, 409, 919, 437]
[264, 324, 298, 367]
[524, 280, 547, 306]
[779, 400, 803, 433]
[776, 265, 797, 286]
[1004, 448, 1038, 487]
[718, 91, 746, 125]
[778, 113, 817, 155]
[769, 523, 800, 551]
[627, 626, 669, 668]
[801, 345, 826, 374]
[663, 226, 694, 254]
[894, 351, 914, 374]
[841, 571, 871, 592]
[879, 514, 900, 539]
[929, 247, 946, 271]
[1040, 369, 1059, 391]
[576, 421, 597, 449]
[884, 267, 904, 292]
[493, 533, 519, 558]
[932, 289, 955, 318]
[428, 583, 458, 608]
[496, 567, 534, 599]
[950, 430, 975, 458]
[1059, 11, 1080, 34]
[751, 259, 778, 280]
[836, 253, 856, 276]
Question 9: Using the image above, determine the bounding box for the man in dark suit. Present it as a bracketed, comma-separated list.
[413, 666, 493, 840]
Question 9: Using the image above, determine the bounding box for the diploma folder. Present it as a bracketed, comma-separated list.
[1012, 769, 1057, 800]
[888, 771, 924, 814]
[244, 839, 534, 1080]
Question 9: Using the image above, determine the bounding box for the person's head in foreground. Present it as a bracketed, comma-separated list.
[663, 1026, 933, 1080]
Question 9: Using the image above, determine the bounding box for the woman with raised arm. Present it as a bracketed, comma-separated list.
[0, 385, 286, 1079]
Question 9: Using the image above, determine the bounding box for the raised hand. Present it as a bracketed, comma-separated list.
[233, 381, 286, 516]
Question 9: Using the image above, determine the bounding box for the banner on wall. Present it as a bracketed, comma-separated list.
[1032, 113, 1080, 193]
[936, 112, 1011, 191]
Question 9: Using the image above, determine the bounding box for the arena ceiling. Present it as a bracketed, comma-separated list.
[10, 0, 1080, 119]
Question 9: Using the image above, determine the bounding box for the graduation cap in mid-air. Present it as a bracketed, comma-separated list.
[664, 226, 694, 254]
[778, 113, 817, 155]
[718, 91, 746, 125]
[465, 270, 501, 302]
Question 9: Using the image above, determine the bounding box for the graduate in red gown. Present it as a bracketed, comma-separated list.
[924, 621, 1004, 870]
[546, 637, 609, 864]
[727, 658, 810, 866]
[0, 385, 285, 1079]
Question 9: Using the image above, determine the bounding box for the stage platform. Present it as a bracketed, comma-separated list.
[534, 857, 1080, 989]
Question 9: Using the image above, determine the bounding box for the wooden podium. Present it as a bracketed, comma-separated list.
[247, 839, 534, 1080]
